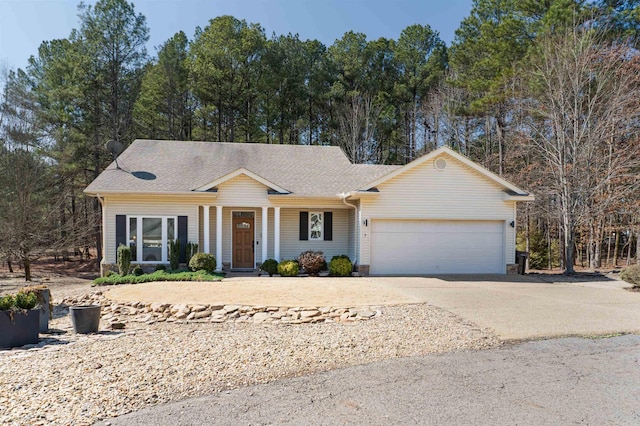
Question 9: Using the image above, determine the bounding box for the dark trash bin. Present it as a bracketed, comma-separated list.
[516, 251, 529, 275]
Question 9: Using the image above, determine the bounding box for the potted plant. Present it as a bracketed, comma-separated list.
[19, 285, 51, 332]
[0, 291, 39, 349]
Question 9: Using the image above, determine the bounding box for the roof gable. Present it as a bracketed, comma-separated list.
[194, 168, 290, 194]
[359, 146, 530, 196]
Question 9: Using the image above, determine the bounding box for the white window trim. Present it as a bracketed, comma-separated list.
[126, 215, 178, 264]
[309, 211, 323, 241]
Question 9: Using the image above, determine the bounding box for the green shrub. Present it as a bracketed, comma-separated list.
[185, 242, 198, 264]
[188, 252, 216, 273]
[169, 239, 180, 270]
[104, 270, 115, 277]
[620, 264, 640, 287]
[516, 230, 560, 270]
[297, 250, 325, 275]
[331, 254, 351, 263]
[260, 259, 279, 276]
[132, 265, 144, 276]
[277, 260, 299, 277]
[117, 244, 132, 275]
[154, 264, 167, 271]
[14, 292, 37, 310]
[0, 295, 14, 310]
[329, 257, 353, 277]
[92, 269, 223, 286]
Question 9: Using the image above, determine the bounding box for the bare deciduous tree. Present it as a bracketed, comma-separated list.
[516, 26, 640, 274]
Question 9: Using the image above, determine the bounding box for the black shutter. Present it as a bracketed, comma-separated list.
[178, 216, 188, 263]
[324, 211, 333, 241]
[299, 211, 309, 241]
[115, 215, 126, 258]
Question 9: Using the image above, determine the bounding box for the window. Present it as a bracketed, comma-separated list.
[127, 216, 177, 263]
[310, 212, 323, 240]
[129, 217, 137, 261]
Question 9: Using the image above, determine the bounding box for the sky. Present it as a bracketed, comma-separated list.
[0, 0, 473, 73]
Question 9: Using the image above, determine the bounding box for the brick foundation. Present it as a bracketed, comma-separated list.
[357, 265, 370, 276]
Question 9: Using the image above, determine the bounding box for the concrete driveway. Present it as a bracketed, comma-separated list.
[381, 275, 640, 340]
[104, 274, 640, 340]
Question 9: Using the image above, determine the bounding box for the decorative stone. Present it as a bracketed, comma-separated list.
[223, 305, 240, 313]
[252, 312, 271, 322]
[300, 310, 320, 318]
[110, 322, 125, 330]
[191, 305, 207, 313]
[150, 303, 165, 313]
[193, 310, 212, 319]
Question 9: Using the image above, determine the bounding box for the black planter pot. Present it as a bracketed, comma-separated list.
[0, 309, 39, 349]
[38, 289, 51, 333]
[69, 305, 101, 334]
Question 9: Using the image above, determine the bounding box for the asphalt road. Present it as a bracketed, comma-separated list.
[101, 335, 640, 425]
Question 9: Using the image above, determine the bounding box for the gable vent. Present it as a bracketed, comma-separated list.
[434, 157, 447, 171]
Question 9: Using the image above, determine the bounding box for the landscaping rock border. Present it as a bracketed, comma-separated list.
[61, 292, 382, 329]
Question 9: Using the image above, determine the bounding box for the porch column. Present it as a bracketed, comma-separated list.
[215, 205, 223, 272]
[261, 206, 268, 263]
[274, 207, 281, 262]
[203, 205, 210, 254]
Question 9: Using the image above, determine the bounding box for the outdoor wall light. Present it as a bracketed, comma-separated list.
[509, 221, 515, 228]
[363, 219, 368, 227]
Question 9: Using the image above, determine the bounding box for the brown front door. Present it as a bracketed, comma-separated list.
[232, 214, 254, 269]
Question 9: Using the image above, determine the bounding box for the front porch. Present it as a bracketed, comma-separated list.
[197, 205, 355, 273]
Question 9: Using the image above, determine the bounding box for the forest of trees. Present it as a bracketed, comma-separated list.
[1, 0, 639, 278]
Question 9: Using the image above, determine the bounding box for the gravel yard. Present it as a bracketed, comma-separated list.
[0, 300, 500, 425]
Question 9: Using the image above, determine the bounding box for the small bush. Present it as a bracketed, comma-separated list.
[189, 252, 216, 273]
[154, 264, 167, 271]
[620, 264, 640, 287]
[104, 270, 115, 277]
[331, 254, 351, 263]
[169, 239, 180, 270]
[185, 242, 198, 264]
[132, 265, 144, 276]
[278, 260, 299, 277]
[93, 269, 223, 286]
[117, 244, 132, 275]
[260, 259, 279, 276]
[329, 257, 353, 277]
[14, 292, 37, 310]
[297, 250, 325, 275]
[0, 295, 14, 310]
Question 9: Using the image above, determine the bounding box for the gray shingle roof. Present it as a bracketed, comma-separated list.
[85, 140, 400, 198]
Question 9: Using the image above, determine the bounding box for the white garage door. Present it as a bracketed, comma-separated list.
[370, 220, 505, 275]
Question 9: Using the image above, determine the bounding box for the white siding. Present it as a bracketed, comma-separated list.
[216, 174, 270, 207]
[359, 152, 516, 267]
[279, 208, 351, 262]
[103, 195, 202, 263]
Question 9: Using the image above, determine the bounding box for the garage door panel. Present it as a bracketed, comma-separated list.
[370, 220, 504, 275]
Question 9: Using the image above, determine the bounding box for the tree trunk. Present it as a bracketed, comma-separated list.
[23, 256, 31, 282]
[613, 228, 620, 266]
[563, 214, 575, 275]
[627, 228, 633, 266]
[636, 229, 640, 265]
